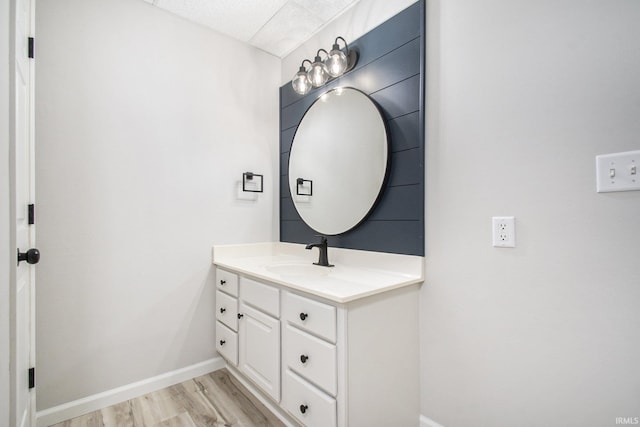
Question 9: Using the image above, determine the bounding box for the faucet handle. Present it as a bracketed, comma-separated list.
[314, 235, 328, 244]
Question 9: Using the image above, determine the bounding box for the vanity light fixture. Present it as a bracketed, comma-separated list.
[291, 36, 358, 95]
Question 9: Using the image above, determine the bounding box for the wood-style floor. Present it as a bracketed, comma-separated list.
[49, 369, 287, 427]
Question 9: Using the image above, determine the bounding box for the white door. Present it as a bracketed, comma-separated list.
[12, 0, 36, 425]
[238, 302, 281, 402]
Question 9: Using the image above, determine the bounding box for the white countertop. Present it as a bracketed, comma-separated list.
[212, 242, 424, 303]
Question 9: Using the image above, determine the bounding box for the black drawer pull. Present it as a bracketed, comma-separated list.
[220, 279, 226, 285]
[237, 313, 244, 319]
[299, 312, 308, 321]
[220, 307, 226, 314]
[219, 340, 225, 346]
[299, 404, 308, 414]
[300, 354, 309, 364]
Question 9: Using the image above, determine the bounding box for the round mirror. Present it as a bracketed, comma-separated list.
[288, 87, 389, 235]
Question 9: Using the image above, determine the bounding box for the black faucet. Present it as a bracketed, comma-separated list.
[305, 236, 334, 267]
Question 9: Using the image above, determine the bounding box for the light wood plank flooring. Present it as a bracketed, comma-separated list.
[49, 369, 287, 427]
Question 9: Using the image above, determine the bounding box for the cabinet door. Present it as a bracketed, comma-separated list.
[238, 302, 280, 401]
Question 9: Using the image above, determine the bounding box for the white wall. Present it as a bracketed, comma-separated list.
[35, 0, 279, 410]
[1, 0, 12, 422]
[282, 0, 640, 426]
[423, 0, 640, 426]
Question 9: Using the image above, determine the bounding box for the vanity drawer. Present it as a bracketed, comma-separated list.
[240, 277, 280, 317]
[284, 324, 337, 396]
[283, 292, 336, 343]
[216, 321, 238, 366]
[216, 268, 238, 297]
[215, 290, 238, 331]
[283, 369, 336, 427]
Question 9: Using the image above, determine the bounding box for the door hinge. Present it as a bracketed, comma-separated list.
[28, 37, 34, 59]
[28, 204, 35, 225]
[28, 367, 35, 389]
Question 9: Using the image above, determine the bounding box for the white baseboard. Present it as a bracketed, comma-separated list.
[36, 357, 225, 427]
[421, 414, 445, 427]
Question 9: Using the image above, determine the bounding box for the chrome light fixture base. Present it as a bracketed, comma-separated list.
[343, 49, 358, 74]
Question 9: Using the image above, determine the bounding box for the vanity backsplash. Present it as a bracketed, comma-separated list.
[279, 0, 425, 256]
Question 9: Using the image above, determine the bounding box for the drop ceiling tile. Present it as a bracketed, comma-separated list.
[293, 0, 358, 22]
[147, 0, 364, 57]
[155, 0, 288, 42]
[249, 1, 324, 57]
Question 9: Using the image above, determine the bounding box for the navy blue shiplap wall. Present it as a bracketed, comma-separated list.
[279, 1, 425, 256]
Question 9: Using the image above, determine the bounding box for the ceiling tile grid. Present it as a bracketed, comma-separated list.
[142, 0, 361, 57]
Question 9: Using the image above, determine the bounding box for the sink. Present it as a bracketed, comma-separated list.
[265, 262, 331, 277]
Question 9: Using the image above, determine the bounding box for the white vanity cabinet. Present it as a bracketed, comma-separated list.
[212, 243, 422, 427]
[214, 267, 420, 427]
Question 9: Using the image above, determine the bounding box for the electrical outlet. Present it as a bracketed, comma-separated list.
[492, 216, 515, 248]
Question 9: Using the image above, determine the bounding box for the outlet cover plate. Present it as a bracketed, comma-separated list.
[596, 150, 640, 193]
[492, 216, 515, 248]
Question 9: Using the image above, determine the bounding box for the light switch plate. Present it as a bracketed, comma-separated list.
[596, 150, 640, 192]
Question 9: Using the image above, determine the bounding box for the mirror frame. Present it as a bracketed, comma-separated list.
[288, 87, 391, 236]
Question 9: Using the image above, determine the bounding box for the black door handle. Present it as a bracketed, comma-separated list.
[17, 248, 40, 265]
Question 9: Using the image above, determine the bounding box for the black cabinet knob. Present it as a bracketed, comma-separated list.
[299, 312, 308, 321]
[299, 404, 308, 414]
[220, 279, 226, 285]
[219, 340, 225, 346]
[220, 307, 226, 314]
[237, 313, 244, 319]
[17, 248, 40, 265]
[300, 354, 309, 364]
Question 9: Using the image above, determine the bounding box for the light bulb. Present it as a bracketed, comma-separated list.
[292, 66, 311, 95]
[308, 53, 329, 87]
[326, 44, 348, 77]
